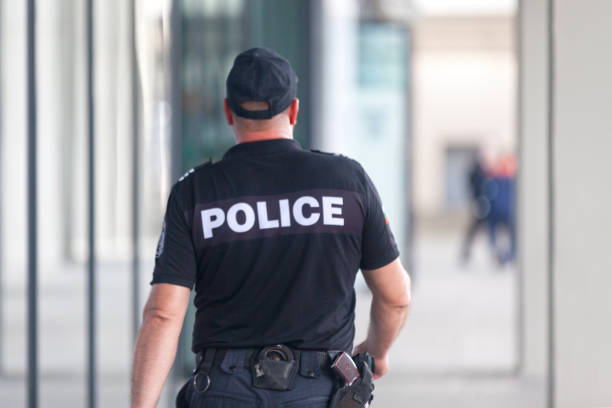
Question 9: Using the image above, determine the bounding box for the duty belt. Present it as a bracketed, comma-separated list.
[193, 346, 341, 393]
[196, 348, 336, 370]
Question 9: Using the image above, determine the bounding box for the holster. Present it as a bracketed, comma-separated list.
[329, 354, 375, 408]
[251, 345, 298, 391]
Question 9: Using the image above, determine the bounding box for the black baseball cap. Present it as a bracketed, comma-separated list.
[226, 47, 298, 120]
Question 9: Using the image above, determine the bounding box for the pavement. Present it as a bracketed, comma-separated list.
[0, 229, 545, 407]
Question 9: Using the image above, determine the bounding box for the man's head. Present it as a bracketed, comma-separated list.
[223, 47, 299, 142]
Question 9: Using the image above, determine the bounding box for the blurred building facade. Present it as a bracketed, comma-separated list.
[0, 0, 411, 280]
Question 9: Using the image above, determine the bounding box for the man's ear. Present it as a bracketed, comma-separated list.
[288, 98, 299, 126]
[223, 99, 234, 126]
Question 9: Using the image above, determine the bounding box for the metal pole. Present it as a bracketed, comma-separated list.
[26, 0, 39, 406]
[168, 1, 183, 405]
[130, 0, 141, 342]
[0, 0, 5, 376]
[86, 0, 97, 407]
[546, 0, 556, 406]
[169, 0, 183, 183]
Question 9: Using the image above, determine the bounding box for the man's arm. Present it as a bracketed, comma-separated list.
[131, 283, 191, 408]
[354, 257, 411, 379]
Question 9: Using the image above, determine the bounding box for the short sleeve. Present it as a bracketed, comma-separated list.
[360, 169, 400, 270]
[150, 186, 197, 288]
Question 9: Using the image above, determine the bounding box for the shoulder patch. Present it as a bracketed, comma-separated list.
[155, 219, 166, 258]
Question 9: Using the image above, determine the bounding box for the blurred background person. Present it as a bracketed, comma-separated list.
[485, 154, 517, 266]
[460, 155, 490, 265]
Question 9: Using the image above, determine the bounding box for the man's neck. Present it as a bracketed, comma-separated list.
[235, 129, 293, 144]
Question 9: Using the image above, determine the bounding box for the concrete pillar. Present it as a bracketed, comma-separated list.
[552, 0, 612, 406]
[521, 0, 612, 406]
[517, 0, 549, 382]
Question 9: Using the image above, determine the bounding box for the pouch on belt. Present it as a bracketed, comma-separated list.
[251, 345, 298, 391]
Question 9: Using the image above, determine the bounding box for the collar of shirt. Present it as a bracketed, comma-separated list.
[223, 138, 302, 159]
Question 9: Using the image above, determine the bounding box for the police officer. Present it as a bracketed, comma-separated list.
[131, 47, 411, 408]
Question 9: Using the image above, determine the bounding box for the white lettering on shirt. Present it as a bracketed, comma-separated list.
[227, 203, 256, 233]
[201, 208, 225, 239]
[257, 201, 280, 229]
[200, 195, 346, 239]
[279, 199, 291, 227]
[322, 196, 344, 226]
[293, 196, 320, 226]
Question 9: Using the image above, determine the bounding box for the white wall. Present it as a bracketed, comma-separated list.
[412, 16, 516, 218]
[553, 0, 612, 405]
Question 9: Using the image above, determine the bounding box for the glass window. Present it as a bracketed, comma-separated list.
[181, 0, 246, 169]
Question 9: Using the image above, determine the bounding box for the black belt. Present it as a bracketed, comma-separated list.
[195, 347, 340, 373]
[193, 347, 342, 393]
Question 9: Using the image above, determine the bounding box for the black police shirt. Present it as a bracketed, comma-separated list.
[151, 139, 399, 353]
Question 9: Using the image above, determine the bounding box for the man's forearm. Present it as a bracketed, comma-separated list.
[131, 313, 184, 408]
[365, 296, 410, 358]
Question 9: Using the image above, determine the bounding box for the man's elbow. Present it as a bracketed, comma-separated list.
[390, 290, 411, 312]
[138, 284, 190, 331]
[142, 306, 182, 325]
[380, 275, 412, 311]
[400, 274, 412, 310]
[399, 291, 412, 313]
